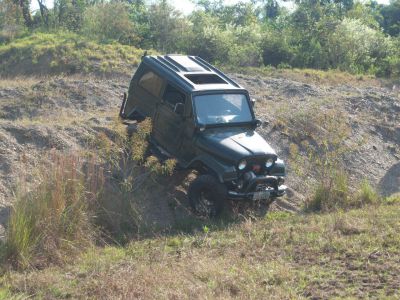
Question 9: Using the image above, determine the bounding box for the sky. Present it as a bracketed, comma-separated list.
[31, 0, 392, 14]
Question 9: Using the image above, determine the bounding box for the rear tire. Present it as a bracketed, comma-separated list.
[188, 175, 227, 218]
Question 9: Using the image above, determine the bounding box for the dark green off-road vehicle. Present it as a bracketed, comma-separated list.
[120, 55, 287, 217]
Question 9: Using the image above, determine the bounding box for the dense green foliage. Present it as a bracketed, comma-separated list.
[1, 0, 399, 76]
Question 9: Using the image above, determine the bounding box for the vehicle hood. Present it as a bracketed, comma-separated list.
[196, 127, 276, 163]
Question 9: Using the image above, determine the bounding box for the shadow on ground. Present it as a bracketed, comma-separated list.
[379, 162, 400, 196]
[0, 206, 10, 240]
[98, 169, 273, 244]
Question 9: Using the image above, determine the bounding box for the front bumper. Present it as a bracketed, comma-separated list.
[228, 185, 287, 201]
[227, 174, 287, 201]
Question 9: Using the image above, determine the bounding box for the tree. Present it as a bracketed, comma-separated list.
[264, 0, 279, 20]
[379, 0, 400, 36]
[328, 18, 392, 72]
[37, 0, 49, 27]
[147, 0, 187, 52]
[13, 0, 32, 27]
[83, 2, 135, 43]
[0, 0, 26, 40]
[128, 0, 151, 48]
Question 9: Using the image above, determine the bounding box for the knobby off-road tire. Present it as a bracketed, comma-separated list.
[188, 174, 227, 218]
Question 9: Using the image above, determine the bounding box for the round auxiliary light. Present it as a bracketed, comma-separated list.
[265, 158, 275, 168]
[238, 160, 247, 170]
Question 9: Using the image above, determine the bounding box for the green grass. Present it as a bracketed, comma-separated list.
[1, 201, 400, 299]
[305, 173, 385, 213]
[0, 32, 147, 76]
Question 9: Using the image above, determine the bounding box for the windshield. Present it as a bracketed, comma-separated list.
[194, 93, 253, 125]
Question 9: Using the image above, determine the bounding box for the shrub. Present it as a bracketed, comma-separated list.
[328, 18, 393, 73]
[4, 153, 104, 268]
[262, 30, 294, 67]
[355, 180, 380, 207]
[147, 1, 189, 53]
[0, 0, 26, 42]
[82, 2, 136, 44]
[305, 169, 350, 212]
[385, 193, 400, 205]
[130, 118, 152, 163]
[306, 174, 384, 213]
[227, 24, 263, 67]
[128, 118, 176, 176]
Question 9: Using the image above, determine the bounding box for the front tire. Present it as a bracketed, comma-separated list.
[188, 175, 227, 217]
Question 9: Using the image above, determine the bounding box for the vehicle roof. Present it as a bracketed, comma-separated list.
[142, 55, 247, 94]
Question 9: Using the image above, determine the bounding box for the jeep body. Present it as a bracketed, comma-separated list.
[120, 55, 286, 213]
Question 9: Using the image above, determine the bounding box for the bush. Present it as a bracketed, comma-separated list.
[185, 12, 232, 63]
[129, 118, 176, 176]
[184, 12, 264, 67]
[355, 180, 380, 207]
[0, 0, 26, 42]
[147, 1, 189, 53]
[4, 153, 104, 268]
[306, 174, 384, 213]
[227, 24, 263, 67]
[305, 169, 350, 212]
[262, 30, 294, 67]
[328, 18, 393, 73]
[385, 193, 400, 205]
[82, 2, 136, 44]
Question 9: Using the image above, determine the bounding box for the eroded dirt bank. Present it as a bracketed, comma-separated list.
[0, 72, 399, 234]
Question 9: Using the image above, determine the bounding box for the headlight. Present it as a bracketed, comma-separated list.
[238, 160, 247, 170]
[265, 158, 274, 168]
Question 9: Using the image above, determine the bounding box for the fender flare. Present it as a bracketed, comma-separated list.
[186, 154, 237, 183]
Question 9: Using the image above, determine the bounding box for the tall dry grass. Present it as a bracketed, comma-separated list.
[4, 152, 104, 268]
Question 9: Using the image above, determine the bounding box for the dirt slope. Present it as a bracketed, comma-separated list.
[230, 73, 400, 202]
[0, 72, 399, 235]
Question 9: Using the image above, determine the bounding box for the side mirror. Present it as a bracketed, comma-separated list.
[174, 102, 184, 115]
[254, 119, 262, 128]
[251, 98, 257, 107]
[196, 122, 206, 132]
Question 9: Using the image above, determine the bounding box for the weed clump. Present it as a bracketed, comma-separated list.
[4, 153, 104, 268]
[305, 169, 350, 212]
[306, 174, 383, 213]
[129, 118, 176, 175]
[355, 180, 380, 207]
[385, 193, 400, 205]
[130, 118, 152, 162]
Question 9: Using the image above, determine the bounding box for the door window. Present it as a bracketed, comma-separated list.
[138, 71, 164, 97]
[163, 84, 186, 110]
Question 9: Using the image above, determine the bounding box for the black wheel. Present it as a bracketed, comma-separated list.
[188, 175, 227, 217]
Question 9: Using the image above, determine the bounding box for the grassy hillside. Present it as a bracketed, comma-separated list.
[1, 198, 400, 299]
[0, 34, 399, 299]
[0, 33, 146, 77]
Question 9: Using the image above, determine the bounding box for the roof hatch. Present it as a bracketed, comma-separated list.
[184, 74, 227, 85]
[165, 55, 205, 72]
